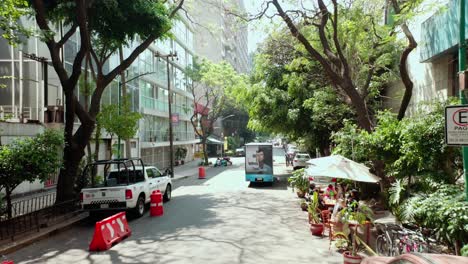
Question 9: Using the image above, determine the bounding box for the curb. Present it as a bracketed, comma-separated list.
[173, 165, 213, 182]
[172, 175, 191, 182]
[0, 212, 88, 255]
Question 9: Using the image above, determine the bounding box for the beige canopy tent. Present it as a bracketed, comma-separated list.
[305, 155, 380, 183]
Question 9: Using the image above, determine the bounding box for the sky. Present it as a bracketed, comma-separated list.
[244, 0, 270, 53]
[243, 0, 300, 53]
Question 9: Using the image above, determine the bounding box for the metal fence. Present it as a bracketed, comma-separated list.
[0, 193, 80, 241]
[8, 192, 57, 218]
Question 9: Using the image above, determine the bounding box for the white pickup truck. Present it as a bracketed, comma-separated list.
[80, 159, 172, 217]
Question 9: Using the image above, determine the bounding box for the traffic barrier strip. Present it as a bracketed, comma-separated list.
[89, 212, 131, 251]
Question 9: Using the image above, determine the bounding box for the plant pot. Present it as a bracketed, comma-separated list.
[181, 160, 185, 165]
[310, 223, 324, 236]
[296, 191, 305, 198]
[301, 203, 308, 211]
[343, 251, 362, 264]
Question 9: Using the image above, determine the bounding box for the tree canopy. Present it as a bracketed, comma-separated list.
[97, 97, 142, 157]
[0, 129, 63, 218]
[187, 58, 248, 162]
[234, 29, 355, 154]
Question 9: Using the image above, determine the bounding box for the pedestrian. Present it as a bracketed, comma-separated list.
[324, 184, 336, 200]
[346, 189, 360, 211]
[285, 152, 290, 166]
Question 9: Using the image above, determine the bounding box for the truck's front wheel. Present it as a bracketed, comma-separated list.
[163, 184, 172, 202]
[134, 195, 145, 217]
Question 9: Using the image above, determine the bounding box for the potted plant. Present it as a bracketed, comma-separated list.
[180, 147, 187, 165]
[300, 199, 308, 211]
[308, 191, 324, 236]
[287, 168, 309, 198]
[175, 147, 187, 165]
[334, 202, 376, 264]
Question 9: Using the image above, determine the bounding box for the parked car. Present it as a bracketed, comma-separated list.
[235, 147, 245, 157]
[362, 253, 468, 264]
[80, 158, 172, 218]
[308, 175, 334, 187]
[292, 153, 311, 170]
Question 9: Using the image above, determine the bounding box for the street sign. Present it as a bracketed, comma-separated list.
[445, 105, 468, 145]
[171, 113, 179, 125]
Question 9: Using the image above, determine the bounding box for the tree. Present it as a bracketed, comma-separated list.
[187, 59, 248, 164]
[0, 0, 31, 45]
[0, 129, 63, 218]
[239, 29, 354, 155]
[332, 99, 462, 186]
[229, 0, 424, 187]
[217, 100, 255, 146]
[97, 98, 142, 159]
[1, 0, 185, 202]
[389, 0, 421, 120]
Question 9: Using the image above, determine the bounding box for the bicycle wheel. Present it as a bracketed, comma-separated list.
[376, 235, 391, 256]
[392, 241, 403, 256]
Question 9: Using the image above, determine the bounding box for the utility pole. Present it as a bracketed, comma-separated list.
[459, 0, 468, 201]
[118, 81, 122, 159]
[155, 51, 178, 178]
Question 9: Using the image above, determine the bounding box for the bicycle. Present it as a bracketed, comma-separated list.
[394, 227, 431, 254]
[375, 223, 403, 256]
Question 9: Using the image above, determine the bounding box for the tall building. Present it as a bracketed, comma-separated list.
[191, 0, 250, 73]
[138, 17, 198, 168]
[0, 15, 197, 194]
[189, 0, 250, 156]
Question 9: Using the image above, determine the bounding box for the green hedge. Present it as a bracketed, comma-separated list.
[411, 184, 468, 249]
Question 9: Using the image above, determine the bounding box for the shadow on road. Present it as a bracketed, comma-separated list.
[248, 176, 288, 190]
[10, 171, 343, 264]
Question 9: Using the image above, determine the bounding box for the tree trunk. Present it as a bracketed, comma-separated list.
[108, 136, 113, 160]
[202, 138, 208, 165]
[56, 142, 84, 202]
[5, 187, 12, 219]
[373, 160, 389, 193]
[86, 143, 92, 164]
[56, 91, 96, 202]
[391, 0, 417, 121]
[56, 88, 78, 203]
[92, 123, 101, 178]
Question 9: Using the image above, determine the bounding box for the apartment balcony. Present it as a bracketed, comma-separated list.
[141, 131, 199, 148]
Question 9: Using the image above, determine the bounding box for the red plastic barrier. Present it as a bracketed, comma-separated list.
[89, 212, 131, 251]
[2, 260, 14, 264]
[150, 190, 164, 217]
[198, 167, 206, 179]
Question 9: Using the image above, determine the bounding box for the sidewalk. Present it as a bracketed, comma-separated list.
[172, 159, 207, 181]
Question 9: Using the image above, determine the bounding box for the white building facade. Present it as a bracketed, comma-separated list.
[0, 15, 198, 195]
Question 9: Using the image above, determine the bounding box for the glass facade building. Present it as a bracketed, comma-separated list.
[0, 16, 198, 184]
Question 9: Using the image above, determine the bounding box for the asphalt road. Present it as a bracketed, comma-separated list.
[8, 157, 342, 264]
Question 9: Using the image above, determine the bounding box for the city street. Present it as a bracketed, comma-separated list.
[8, 157, 342, 264]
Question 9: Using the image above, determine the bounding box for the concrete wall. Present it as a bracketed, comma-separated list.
[0, 122, 45, 144]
